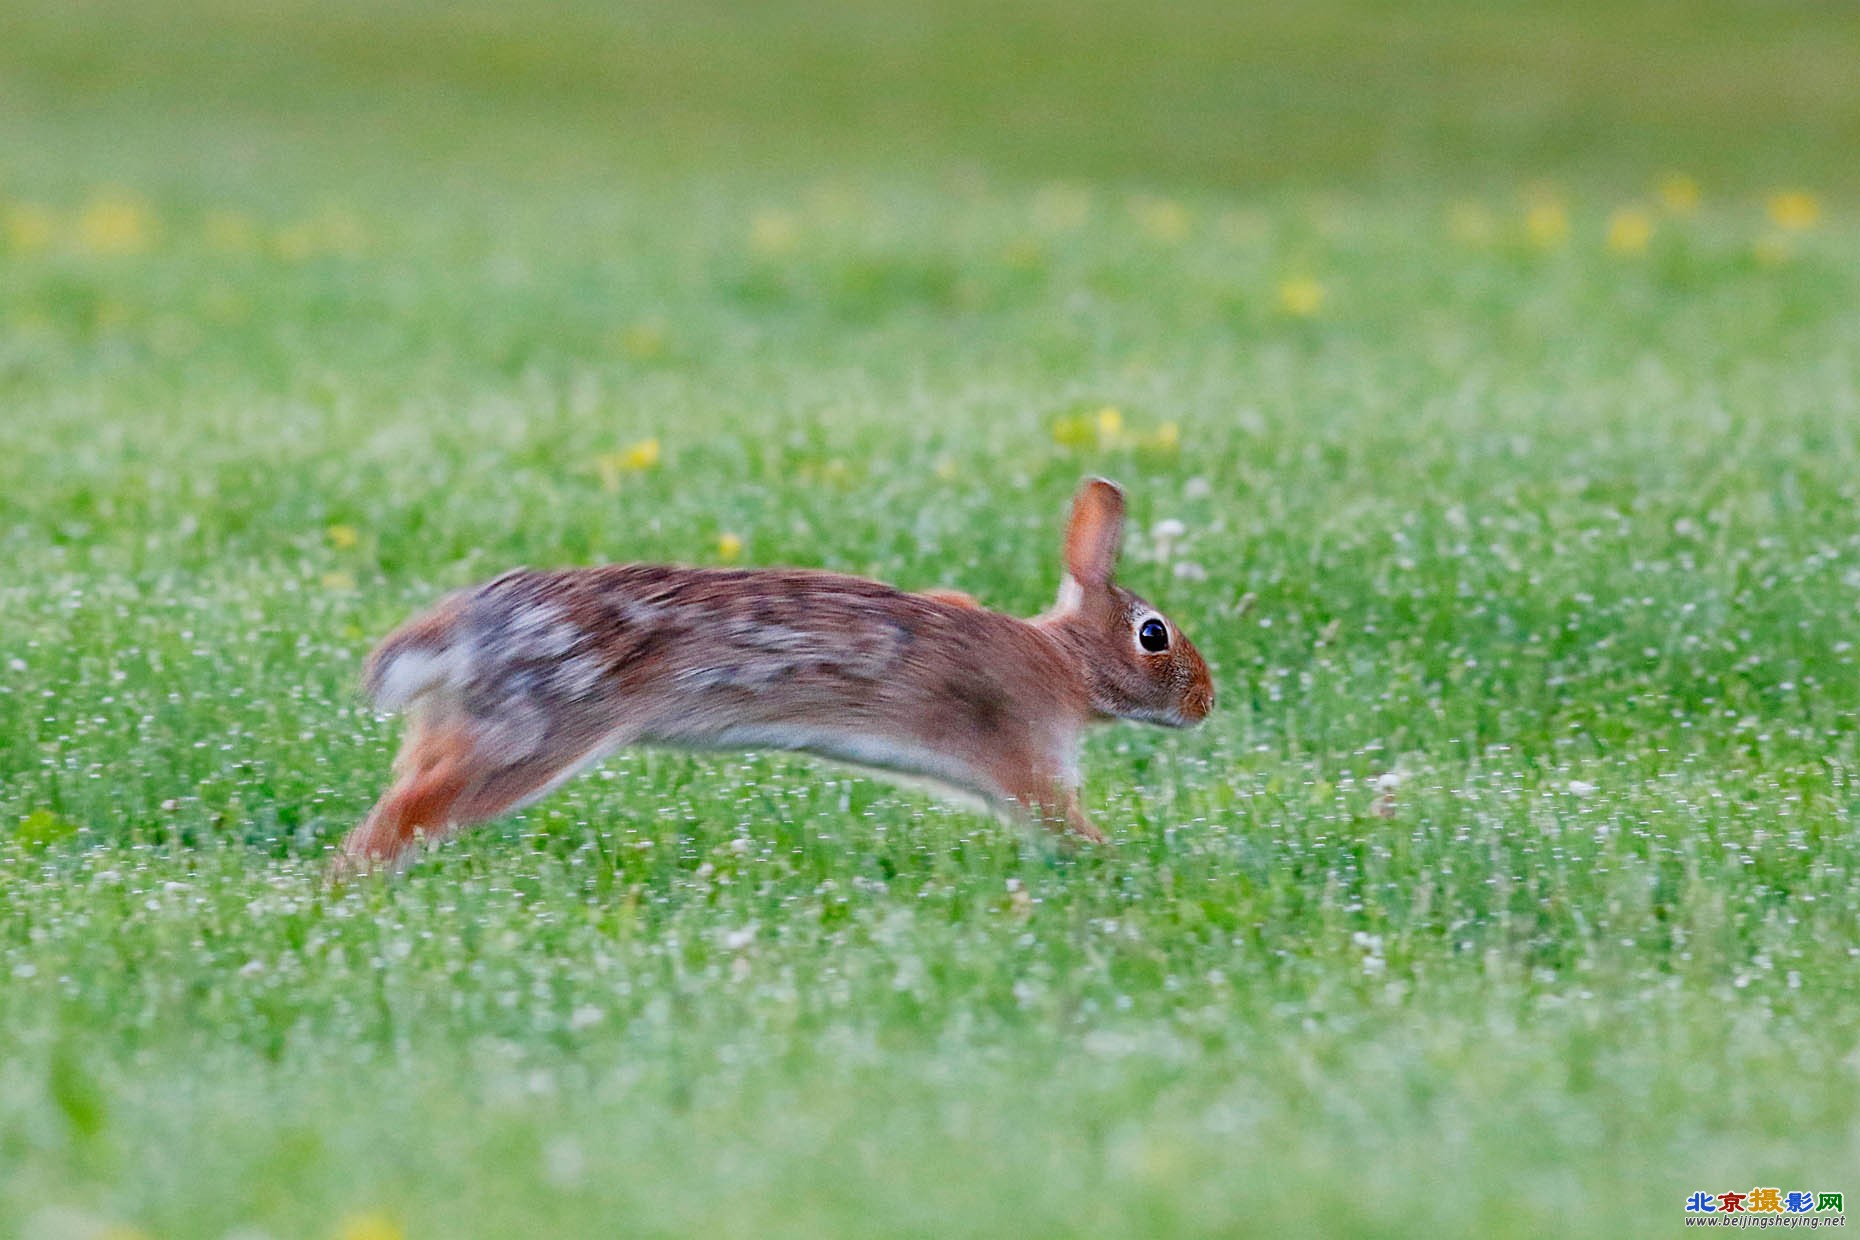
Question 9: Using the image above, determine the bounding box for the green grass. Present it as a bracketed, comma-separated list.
[4, 2, 1860, 1237]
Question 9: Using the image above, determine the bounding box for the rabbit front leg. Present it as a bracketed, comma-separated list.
[1058, 794, 1109, 844]
[1018, 781, 1109, 845]
[982, 750, 1109, 844]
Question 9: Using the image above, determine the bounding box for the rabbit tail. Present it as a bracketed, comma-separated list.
[362, 605, 470, 714]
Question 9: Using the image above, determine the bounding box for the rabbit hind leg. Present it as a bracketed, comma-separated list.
[334, 719, 481, 876]
[334, 719, 625, 877]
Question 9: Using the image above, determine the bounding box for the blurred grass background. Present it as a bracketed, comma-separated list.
[6, 4, 1860, 1238]
[3, 0, 1857, 199]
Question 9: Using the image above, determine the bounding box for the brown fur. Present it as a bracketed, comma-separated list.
[334, 477, 1212, 875]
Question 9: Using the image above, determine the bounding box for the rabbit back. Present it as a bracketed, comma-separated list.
[366, 565, 1090, 785]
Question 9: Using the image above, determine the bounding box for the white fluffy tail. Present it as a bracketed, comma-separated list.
[362, 617, 467, 713]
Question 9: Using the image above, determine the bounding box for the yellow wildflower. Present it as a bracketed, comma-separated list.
[1145, 422, 1181, 453]
[1132, 196, 1190, 244]
[320, 571, 357, 592]
[596, 439, 662, 490]
[1752, 234, 1793, 266]
[1001, 238, 1042, 269]
[749, 210, 799, 256]
[334, 1211, 405, 1240]
[1524, 201, 1569, 249]
[1605, 208, 1653, 256]
[77, 193, 156, 255]
[265, 208, 368, 261]
[618, 322, 666, 360]
[199, 283, 250, 323]
[1766, 190, 1820, 231]
[1277, 277, 1325, 318]
[273, 221, 319, 262]
[1051, 408, 1180, 452]
[4, 202, 57, 252]
[621, 438, 662, 470]
[717, 532, 744, 561]
[1049, 413, 1099, 449]
[1657, 174, 1700, 214]
[327, 524, 360, 550]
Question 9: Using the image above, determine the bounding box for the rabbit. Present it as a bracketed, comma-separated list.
[334, 476, 1213, 875]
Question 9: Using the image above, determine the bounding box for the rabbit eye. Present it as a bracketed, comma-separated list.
[1137, 617, 1169, 653]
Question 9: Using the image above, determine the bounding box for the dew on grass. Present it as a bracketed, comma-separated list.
[1, 154, 1858, 1234]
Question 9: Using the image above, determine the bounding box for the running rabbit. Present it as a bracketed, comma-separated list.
[337, 477, 1213, 873]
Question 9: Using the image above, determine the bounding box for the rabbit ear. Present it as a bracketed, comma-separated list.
[1063, 477, 1126, 591]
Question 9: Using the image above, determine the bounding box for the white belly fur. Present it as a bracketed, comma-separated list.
[638, 722, 1003, 814]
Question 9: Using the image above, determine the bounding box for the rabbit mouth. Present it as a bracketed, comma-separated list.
[1126, 703, 1204, 728]
[1174, 687, 1215, 726]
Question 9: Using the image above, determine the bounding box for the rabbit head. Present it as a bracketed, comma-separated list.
[1043, 477, 1215, 728]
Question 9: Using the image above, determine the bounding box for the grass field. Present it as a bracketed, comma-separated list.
[4, 2, 1860, 1236]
